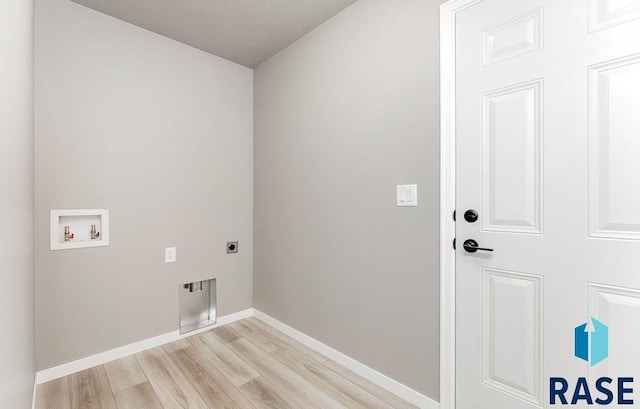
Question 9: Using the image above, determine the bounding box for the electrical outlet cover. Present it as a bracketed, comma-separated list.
[165, 247, 177, 263]
[397, 184, 418, 207]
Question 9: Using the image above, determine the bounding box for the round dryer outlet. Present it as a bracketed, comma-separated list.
[226, 241, 238, 254]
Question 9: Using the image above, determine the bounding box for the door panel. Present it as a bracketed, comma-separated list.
[482, 268, 542, 405]
[481, 8, 543, 66]
[589, 55, 640, 239]
[455, 0, 640, 407]
[482, 80, 543, 234]
[589, 0, 640, 31]
[588, 284, 640, 378]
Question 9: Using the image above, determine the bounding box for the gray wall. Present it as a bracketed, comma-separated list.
[0, 0, 35, 406]
[35, 0, 253, 370]
[254, 0, 441, 400]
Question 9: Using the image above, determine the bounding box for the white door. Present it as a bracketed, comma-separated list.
[455, 0, 640, 407]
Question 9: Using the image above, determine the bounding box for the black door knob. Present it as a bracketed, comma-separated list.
[464, 209, 479, 223]
[463, 239, 494, 253]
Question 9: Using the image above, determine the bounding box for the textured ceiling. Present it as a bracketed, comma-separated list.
[71, 0, 358, 68]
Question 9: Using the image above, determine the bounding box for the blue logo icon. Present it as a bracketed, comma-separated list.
[574, 317, 608, 367]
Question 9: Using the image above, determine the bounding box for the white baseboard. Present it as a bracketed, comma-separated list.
[253, 309, 440, 409]
[35, 308, 253, 385]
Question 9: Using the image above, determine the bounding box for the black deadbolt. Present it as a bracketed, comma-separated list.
[464, 209, 479, 223]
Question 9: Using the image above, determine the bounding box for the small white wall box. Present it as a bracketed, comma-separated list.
[50, 209, 109, 250]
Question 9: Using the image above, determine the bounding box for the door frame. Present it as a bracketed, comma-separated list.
[439, 1, 484, 408]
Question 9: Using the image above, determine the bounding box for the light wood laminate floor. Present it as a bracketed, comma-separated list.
[36, 318, 418, 409]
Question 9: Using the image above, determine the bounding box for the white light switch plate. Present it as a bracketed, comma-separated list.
[397, 184, 418, 207]
[165, 247, 177, 263]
